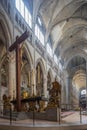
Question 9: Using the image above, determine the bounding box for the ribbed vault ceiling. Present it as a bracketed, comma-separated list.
[27, 0, 87, 89]
[32, 0, 87, 64]
[68, 56, 86, 89]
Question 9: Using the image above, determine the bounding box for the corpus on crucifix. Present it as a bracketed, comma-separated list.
[9, 31, 29, 112]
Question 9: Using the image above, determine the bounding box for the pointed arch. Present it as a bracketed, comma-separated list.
[20, 44, 33, 96]
[0, 7, 12, 47]
[21, 43, 33, 68]
[36, 58, 46, 77]
[65, 53, 87, 70]
[0, 8, 12, 99]
[36, 58, 45, 96]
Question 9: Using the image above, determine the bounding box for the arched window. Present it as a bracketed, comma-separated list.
[36, 63, 43, 96]
[35, 16, 45, 45]
[35, 24, 44, 45]
[15, 0, 32, 28]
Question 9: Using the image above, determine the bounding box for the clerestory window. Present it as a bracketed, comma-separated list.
[15, 0, 32, 28]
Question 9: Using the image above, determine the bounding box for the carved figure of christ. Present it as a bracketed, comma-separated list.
[9, 31, 29, 111]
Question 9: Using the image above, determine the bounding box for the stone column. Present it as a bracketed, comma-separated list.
[32, 11, 36, 97]
[0, 67, 2, 100]
[31, 68, 36, 96]
[60, 73, 67, 110]
[66, 76, 71, 110]
[68, 77, 70, 104]
[86, 62, 87, 108]
[61, 78, 65, 104]
[0, 71, 3, 114]
[63, 70, 69, 104]
[66, 76, 69, 104]
[68, 76, 72, 109]
[43, 73, 47, 97]
[8, 52, 16, 99]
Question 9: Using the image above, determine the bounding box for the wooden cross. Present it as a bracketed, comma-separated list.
[9, 31, 29, 111]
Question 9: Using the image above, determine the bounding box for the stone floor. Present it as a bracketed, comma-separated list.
[0, 111, 87, 126]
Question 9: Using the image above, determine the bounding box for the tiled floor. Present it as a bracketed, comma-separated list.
[0, 111, 87, 126]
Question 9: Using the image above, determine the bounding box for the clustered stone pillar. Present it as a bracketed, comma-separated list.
[43, 73, 47, 97]
[0, 70, 2, 100]
[66, 76, 69, 104]
[8, 52, 16, 99]
[68, 76, 72, 109]
[86, 62, 87, 109]
[65, 73, 72, 110]
[0, 71, 3, 114]
[31, 68, 36, 96]
[61, 79, 65, 104]
[68, 77, 70, 104]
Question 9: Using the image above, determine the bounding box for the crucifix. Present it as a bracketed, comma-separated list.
[9, 31, 29, 111]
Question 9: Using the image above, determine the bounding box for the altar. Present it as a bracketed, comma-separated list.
[3, 80, 61, 121]
[11, 96, 48, 112]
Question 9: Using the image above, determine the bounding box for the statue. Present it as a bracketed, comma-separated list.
[47, 80, 61, 108]
[3, 95, 11, 114]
